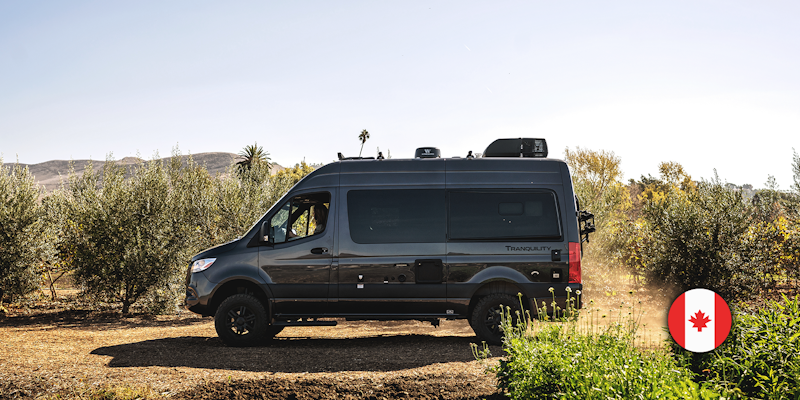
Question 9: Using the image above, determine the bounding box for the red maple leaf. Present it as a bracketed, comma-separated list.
[689, 310, 712, 332]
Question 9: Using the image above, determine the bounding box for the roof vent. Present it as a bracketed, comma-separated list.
[483, 138, 547, 158]
[415, 147, 441, 159]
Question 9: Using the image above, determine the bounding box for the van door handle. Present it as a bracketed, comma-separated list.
[311, 247, 328, 254]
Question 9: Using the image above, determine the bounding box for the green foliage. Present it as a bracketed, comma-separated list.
[642, 177, 754, 300]
[495, 326, 718, 399]
[51, 150, 316, 314]
[476, 290, 721, 399]
[1, 146, 316, 313]
[236, 142, 271, 174]
[210, 159, 288, 243]
[742, 188, 800, 291]
[563, 146, 630, 292]
[272, 161, 316, 187]
[603, 218, 652, 285]
[680, 294, 800, 399]
[60, 156, 196, 313]
[0, 161, 47, 298]
[563, 146, 628, 234]
[791, 148, 800, 196]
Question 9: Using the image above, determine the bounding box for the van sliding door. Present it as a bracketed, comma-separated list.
[336, 188, 448, 316]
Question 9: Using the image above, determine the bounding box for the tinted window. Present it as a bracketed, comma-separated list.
[348, 189, 445, 244]
[449, 191, 561, 240]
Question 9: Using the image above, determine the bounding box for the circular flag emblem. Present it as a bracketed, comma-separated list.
[668, 288, 732, 353]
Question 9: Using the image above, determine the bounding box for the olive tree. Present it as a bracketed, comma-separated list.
[642, 177, 754, 300]
[56, 149, 317, 314]
[209, 160, 314, 244]
[62, 155, 199, 313]
[0, 162, 46, 299]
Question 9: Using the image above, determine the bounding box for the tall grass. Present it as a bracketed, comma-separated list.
[676, 294, 800, 399]
[474, 289, 722, 400]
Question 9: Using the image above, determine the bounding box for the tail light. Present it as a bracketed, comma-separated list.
[568, 242, 581, 283]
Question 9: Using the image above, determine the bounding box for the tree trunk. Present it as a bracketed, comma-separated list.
[45, 269, 66, 301]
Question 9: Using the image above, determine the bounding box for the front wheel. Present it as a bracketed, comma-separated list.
[470, 293, 522, 346]
[214, 294, 268, 347]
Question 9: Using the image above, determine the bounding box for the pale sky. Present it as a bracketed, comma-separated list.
[2, 1, 799, 189]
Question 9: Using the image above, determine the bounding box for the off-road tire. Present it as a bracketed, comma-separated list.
[470, 293, 522, 346]
[215, 294, 269, 347]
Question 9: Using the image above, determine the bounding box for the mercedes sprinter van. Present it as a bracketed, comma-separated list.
[185, 138, 594, 346]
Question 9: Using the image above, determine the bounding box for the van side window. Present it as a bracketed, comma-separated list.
[448, 191, 562, 240]
[347, 189, 445, 244]
[269, 192, 331, 243]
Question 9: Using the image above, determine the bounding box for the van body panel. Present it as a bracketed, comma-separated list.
[444, 158, 564, 187]
[201, 247, 259, 284]
[257, 187, 337, 317]
[336, 256, 447, 314]
[336, 164, 447, 315]
[339, 159, 446, 188]
[291, 163, 340, 190]
[561, 163, 581, 244]
[441, 158, 576, 319]
[192, 239, 239, 261]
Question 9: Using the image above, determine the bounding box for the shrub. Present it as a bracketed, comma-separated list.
[476, 291, 722, 399]
[0, 162, 47, 299]
[56, 151, 316, 314]
[683, 294, 800, 399]
[61, 156, 199, 313]
[495, 326, 718, 399]
[642, 178, 754, 301]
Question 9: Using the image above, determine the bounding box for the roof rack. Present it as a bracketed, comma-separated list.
[483, 138, 548, 158]
[337, 152, 375, 161]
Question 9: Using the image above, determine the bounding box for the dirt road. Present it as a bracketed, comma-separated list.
[0, 310, 502, 399]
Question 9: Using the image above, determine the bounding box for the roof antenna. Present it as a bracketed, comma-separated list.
[337, 152, 344, 160]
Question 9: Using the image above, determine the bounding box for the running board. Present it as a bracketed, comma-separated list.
[273, 320, 337, 327]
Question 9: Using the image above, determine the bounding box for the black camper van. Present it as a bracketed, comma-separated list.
[185, 138, 594, 346]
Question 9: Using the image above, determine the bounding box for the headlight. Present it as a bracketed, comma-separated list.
[191, 258, 216, 273]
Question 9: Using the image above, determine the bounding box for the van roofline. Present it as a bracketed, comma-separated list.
[332, 157, 567, 163]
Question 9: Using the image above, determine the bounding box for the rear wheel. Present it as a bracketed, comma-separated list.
[214, 294, 268, 347]
[470, 293, 522, 346]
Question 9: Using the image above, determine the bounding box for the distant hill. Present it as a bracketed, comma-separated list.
[3, 152, 284, 193]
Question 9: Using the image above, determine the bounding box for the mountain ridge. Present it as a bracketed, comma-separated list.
[2, 152, 284, 192]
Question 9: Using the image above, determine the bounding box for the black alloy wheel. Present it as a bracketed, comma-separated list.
[470, 293, 521, 346]
[214, 294, 268, 347]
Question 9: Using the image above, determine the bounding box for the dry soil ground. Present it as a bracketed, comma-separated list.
[0, 282, 675, 400]
[0, 307, 504, 400]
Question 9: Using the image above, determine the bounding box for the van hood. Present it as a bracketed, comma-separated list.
[191, 238, 239, 261]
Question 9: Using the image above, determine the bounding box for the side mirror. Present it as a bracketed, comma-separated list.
[260, 221, 271, 243]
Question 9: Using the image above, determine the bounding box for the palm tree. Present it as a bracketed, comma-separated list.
[237, 142, 271, 173]
[358, 129, 370, 157]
